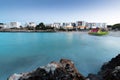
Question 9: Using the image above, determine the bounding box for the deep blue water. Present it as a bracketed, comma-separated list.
[0, 32, 120, 80]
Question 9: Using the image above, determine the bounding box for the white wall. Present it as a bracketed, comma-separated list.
[9, 22, 21, 28]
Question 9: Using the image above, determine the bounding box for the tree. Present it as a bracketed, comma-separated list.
[112, 24, 120, 30]
[35, 22, 46, 30]
[46, 26, 54, 29]
[36, 24, 39, 30]
[20, 26, 23, 29]
[107, 25, 112, 28]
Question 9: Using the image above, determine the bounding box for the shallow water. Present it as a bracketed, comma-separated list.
[0, 32, 120, 80]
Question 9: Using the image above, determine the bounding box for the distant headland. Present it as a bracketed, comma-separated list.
[0, 21, 120, 32]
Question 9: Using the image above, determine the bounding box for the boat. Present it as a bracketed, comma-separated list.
[88, 28, 108, 36]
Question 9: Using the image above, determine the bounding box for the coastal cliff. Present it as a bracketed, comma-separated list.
[8, 54, 120, 80]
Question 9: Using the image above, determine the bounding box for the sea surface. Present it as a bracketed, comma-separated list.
[0, 32, 120, 80]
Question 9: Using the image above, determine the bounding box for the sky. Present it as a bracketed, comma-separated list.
[0, 0, 120, 25]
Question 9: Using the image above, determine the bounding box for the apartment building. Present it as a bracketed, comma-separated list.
[87, 23, 107, 29]
[9, 22, 21, 28]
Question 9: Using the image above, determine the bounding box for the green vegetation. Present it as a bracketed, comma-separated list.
[35, 22, 55, 30]
[36, 22, 46, 30]
[112, 24, 120, 30]
[89, 31, 108, 36]
[107, 23, 120, 31]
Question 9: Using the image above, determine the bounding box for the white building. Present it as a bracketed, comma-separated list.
[76, 21, 86, 27]
[62, 23, 74, 29]
[51, 23, 61, 29]
[87, 23, 107, 29]
[9, 22, 21, 28]
[27, 22, 36, 27]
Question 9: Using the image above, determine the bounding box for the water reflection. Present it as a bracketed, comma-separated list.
[66, 32, 74, 43]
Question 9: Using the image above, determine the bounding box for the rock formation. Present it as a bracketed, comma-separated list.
[8, 54, 120, 80]
[8, 59, 86, 80]
[87, 54, 120, 80]
[99, 54, 120, 80]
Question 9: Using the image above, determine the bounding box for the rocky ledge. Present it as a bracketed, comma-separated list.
[8, 59, 85, 80]
[87, 54, 120, 80]
[8, 54, 120, 80]
[99, 54, 120, 80]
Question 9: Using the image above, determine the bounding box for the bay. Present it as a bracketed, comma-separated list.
[0, 32, 120, 80]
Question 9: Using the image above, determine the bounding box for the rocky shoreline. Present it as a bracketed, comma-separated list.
[8, 54, 120, 80]
[8, 59, 85, 80]
[87, 54, 120, 80]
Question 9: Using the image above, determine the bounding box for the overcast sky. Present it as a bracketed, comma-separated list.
[0, 0, 120, 25]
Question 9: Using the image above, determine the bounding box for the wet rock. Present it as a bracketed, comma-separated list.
[86, 74, 103, 80]
[101, 54, 120, 71]
[8, 59, 86, 80]
[99, 54, 120, 80]
[8, 54, 120, 80]
[87, 54, 120, 80]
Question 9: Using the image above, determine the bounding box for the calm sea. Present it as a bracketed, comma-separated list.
[0, 32, 120, 80]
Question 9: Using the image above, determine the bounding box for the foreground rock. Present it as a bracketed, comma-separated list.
[87, 54, 120, 80]
[8, 54, 120, 80]
[8, 59, 86, 80]
[99, 54, 120, 80]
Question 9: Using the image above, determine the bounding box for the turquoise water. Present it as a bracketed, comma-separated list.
[0, 32, 120, 80]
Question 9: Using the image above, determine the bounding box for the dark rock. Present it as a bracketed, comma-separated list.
[8, 54, 120, 80]
[86, 74, 103, 80]
[101, 54, 120, 71]
[87, 54, 120, 80]
[8, 59, 86, 80]
[99, 54, 120, 80]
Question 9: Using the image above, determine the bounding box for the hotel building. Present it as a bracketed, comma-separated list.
[9, 22, 21, 28]
[51, 23, 61, 29]
[62, 23, 75, 29]
[87, 23, 107, 29]
[27, 22, 36, 28]
[76, 21, 87, 29]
